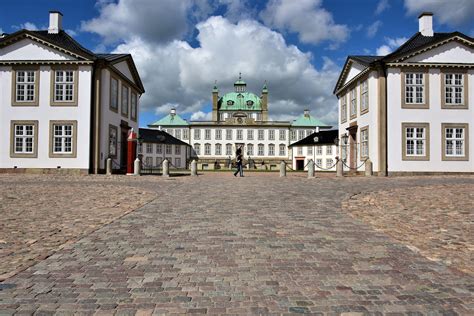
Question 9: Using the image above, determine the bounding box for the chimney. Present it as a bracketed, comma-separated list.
[418, 12, 433, 37]
[48, 11, 63, 34]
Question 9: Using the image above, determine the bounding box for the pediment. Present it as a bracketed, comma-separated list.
[112, 60, 136, 84]
[0, 38, 76, 61]
[342, 61, 366, 87]
[404, 40, 474, 64]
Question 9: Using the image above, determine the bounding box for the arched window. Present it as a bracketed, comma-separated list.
[246, 100, 254, 107]
[268, 144, 275, 156]
[194, 143, 201, 156]
[247, 144, 254, 156]
[204, 143, 211, 155]
[258, 144, 264, 156]
[226, 143, 232, 156]
[227, 100, 234, 106]
[215, 143, 222, 155]
[279, 144, 285, 156]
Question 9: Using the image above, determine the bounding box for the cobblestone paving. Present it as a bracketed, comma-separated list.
[0, 174, 473, 315]
[0, 174, 156, 281]
[342, 184, 474, 275]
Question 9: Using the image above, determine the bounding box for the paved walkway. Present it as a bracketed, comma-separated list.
[0, 174, 473, 315]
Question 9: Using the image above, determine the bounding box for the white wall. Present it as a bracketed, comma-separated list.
[0, 65, 92, 169]
[291, 144, 337, 171]
[387, 68, 474, 172]
[407, 41, 474, 64]
[99, 68, 139, 169]
[139, 143, 188, 168]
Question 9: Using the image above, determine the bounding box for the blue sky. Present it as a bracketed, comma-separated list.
[1, 0, 473, 127]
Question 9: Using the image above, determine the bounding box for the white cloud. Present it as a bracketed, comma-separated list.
[113, 16, 340, 125]
[81, 0, 192, 44]
[16, 22, 39, 30]
[375, 36, 408, 55]
[375, 0, 390, 15]
[190, 111, 212, 121]
[404, 0, 474, 26]
[367, 21, 382, 38]
[260, 0, 349, 47]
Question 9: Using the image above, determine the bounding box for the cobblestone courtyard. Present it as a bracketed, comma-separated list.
[0, 173, 473, 315]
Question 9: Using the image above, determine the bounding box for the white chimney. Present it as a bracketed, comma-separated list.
[418, 12, 433, 37]
[315, 126, 320, 133]
[48, 11, 63, 34]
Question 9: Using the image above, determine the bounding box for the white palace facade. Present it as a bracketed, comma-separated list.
[148, 77, 335, 170]
[335, 13, 473, 175]
[0, 11, 145, 174]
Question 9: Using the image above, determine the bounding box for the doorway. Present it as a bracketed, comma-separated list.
[296, 158, 305, 171]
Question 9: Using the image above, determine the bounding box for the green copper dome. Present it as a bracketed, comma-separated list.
[219, 92, 262, 111]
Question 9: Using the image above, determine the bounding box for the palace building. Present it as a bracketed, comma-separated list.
[335, 13, 473, 175]
[0, 11, 145, 174]
[147, 75, 334, 170]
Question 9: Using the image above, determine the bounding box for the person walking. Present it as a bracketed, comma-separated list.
[234, 153, 244, 177]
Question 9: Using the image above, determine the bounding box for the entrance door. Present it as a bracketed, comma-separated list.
[349, 131, 357, 171]
[296, 158, 305, 171]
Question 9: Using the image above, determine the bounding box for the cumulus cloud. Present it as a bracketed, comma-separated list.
[113, 16, 340, 125]
[367, 21, 382, 38]
[14, 22, 39, 31]
[404, 0, 474, 26]
[81, 0, 192, 44]
[190, 111, 213, 121]
[376, 37, 408, 55]
[375, 0, 390, 15]
[260, 0, 349, 47]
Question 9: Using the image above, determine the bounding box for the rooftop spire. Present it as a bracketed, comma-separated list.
[234, 73, 246, 92]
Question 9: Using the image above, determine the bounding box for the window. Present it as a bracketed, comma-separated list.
[137, 143, 142, 154]
[269, 130, 275, 141]
[256, 113, 262, 121]
[360, 127, 369, 158]
[298, 130, 304, 140]
[205, 143, 211, 155]
[268, 144, 275, 156]
[258, 144, 264, 156]
[341, 136, 348, 161]
[11, 121, 38, 158]
[279, 144, 285, 156]
[183, 129, 189, 140]
[340, 95, 347, 123]
[165, 144, 172, 155]
[13, 69, 39, 105]
[279, 129, 286, 141]
[350, 87, 357, 118]
[402, 123, 429, 161]
[402, 71, 429, 108]
[443, 73, 466, 107]
[146, 143, 153, 154]
[108, 125, 117, 158]
[121, 85, 129, 117]
[175, 158, 181, 167]
[307, 146, 313, 155]
[297, 147, 303, 155]
[237, 129, 243, 140]
[156, 157, 162, 166]
[442, 123, 469, 161]
[226, 129, 232, 140]
[290, 130, 296, 141]
[194, 129, 201, 140]
[175, 129, 181, 139]
[258, 130, 264, 140]
[316, 146, 322, 155]
[215, 143, 222, 155]
[216, 129, 222, 140]
[247, 144, 254, 156]
[50, 121, 77, 158]
[110, 77, 119, 111]
[226, 143, 232, 156]
[360, 80, 368, 114]
[194, 143, 201, 155]
[131, 92, 138, 121]
[316, 159, 322, 168]
[156, 144, 163, 154]
[326, 158, 334, 168]
[205, 129, 211, 140]
[53, 69, 76, 105]
[247, 129, 254, 140]
[175, 145, 181, 155]
[326, 145, 332, 155]
[145, 156, 152, 166]
[246, 100, 254, 107]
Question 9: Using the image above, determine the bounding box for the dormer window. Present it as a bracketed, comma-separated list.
[237, 93, 244, 99]
[227, 100, 234, 106]
[246, 100, 254, 107]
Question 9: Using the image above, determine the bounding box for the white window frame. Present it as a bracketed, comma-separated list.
[15, 70, 36, 103]
[54, 70, 75, 103]
[405, 73, 424, 104]
[258, 144, 264, 156]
